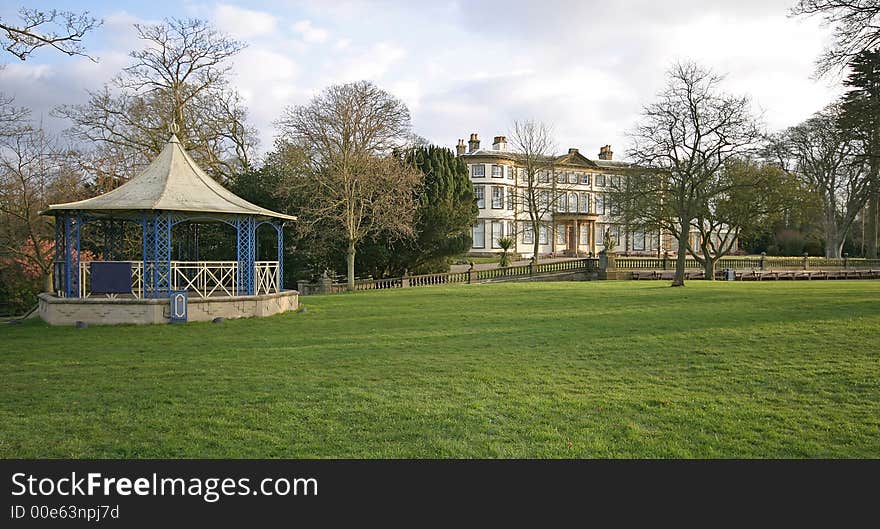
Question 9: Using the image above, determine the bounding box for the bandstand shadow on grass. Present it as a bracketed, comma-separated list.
[39, 134, 298, 325]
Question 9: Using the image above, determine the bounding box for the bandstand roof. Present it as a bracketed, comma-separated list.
[44, 134, 296, 222]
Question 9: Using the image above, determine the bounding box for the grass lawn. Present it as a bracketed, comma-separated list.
[1, 281, 878, 458]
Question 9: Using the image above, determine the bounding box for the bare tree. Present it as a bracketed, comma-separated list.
[276, 81, 422, 290]
[55, 18, 254, 180]
[791, 0, 880, 77]
[0, 7, 100, 61]
[622, 61, 761, 286]
[766, 104, 872, 257]
[0, 92, 30, 137]
[686, 159, 789, 277]
[0, 123, 86, 291]
[507, 120, 561, 261]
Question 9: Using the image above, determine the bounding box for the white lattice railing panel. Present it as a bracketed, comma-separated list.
[255, 261, 280, 295]
[78, 260, 280, 298]
[170, 261, 238, 298]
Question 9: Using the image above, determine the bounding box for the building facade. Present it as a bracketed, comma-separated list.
[457, 132, 676, 258]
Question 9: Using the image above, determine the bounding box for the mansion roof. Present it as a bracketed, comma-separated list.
[461, 149, 634, 171]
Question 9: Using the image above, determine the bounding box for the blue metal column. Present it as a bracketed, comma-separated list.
[155, 211, 172, 297]
[143, 211, 172, 298]
[236, 216, 256, 295]
[63, 213, 82, 298]
[142, 212, 155, 297]
[53, 215, 63, 295]
[276, 222, 284, 291]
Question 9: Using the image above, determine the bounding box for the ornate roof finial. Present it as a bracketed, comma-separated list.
[168, 121, 180, 136]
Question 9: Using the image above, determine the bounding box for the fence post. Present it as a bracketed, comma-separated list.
[529, 257, 535, 276]
[663, 250, 669, 270]
[467, 262, 474, 284]
[843, 253, 848, 269]
[803, 252, 809, 270]
[760, 252, 766, 270]
[402, 268, 410, 288]
[318, 271, 333, 294]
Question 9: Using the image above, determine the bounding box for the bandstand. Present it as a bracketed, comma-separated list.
[39, 134, 298, 325]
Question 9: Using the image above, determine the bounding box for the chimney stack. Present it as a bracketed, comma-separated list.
[468, 133, 480, 153]
[456, 139, 466, 156]
[568, 148, 579, 155]
[492, 136, 507, 151]
[598, 145, 613, 160]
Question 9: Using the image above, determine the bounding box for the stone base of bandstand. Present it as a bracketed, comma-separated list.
[38, 290, 299, 326]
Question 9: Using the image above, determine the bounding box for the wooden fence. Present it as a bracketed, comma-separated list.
[615, 255, 880, 271]
[299, 258, 600, 295]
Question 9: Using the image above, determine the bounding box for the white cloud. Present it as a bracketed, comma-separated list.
[2, 0, 842, 159]
[325, 42, 406, 84]
[292, 20, 329, 44]
[214, 4, 278, 39]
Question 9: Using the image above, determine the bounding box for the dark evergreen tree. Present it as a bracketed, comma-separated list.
[839, 48, 880, 257]
[356, 145, 477, 277]
[390, 145, 477, 274]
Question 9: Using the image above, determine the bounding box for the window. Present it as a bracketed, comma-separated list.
[581, 173, 591, 185]
[471, 165, 485, 178]
[506, 221, 514, 238]
[475, 186, 485, 209]
[492, 186, 503, 209]
[633, 230, 646, 251]
[612, 175, 622, 188]
[568, 172, 578, 184]
[492, 164, 502, 178]
[507, 190, 515, 210]
[557, 192, 567, 212]
[580, 224, 589, 245]
[609, 196, 618, 216]
[519, 168, 528, 183]
[539, 171, 550, 184]
[472, 221, 485, 248]
[506, 166, 514, 180]
[491, 221, 503, 248]
[539, 190, 550, 209]
[596, 174, 606, 187]
[595, 194, 605, 215]
[596, 223, 605, 246]
[569, 193, 578, 213]
[522, 223, 534, 244]
[556, 172, 565, 184]
[539, 224, 549, 244]
[579, 193, 590, 213]
[556, 225, 567, 245]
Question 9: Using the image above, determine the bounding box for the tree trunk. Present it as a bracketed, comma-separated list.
[672, 219, 689, 287]
[824, 208, 842, 258]
[703, 255, 715, 281]
[824, 224, 841, 258]
[532, 220, 540, 262]
[346, 240, 356, 291]
[867, 190, 878, 258]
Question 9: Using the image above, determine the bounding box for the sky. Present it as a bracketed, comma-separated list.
[0, 0, 843, 161]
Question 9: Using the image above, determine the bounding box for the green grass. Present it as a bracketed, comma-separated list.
[1, 281, 879, 458]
